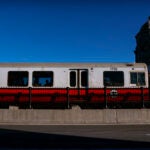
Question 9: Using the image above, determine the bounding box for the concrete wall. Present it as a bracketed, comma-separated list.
[1, 107, 150, 125]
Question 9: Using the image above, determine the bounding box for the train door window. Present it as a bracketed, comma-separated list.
[70, 69, 88, 88]
[32, 71, 53, 87]
[81, 71, 88, 87]
[70, 71, 76, 87]
[130, 72, 145, 86]
[103, 71, 124, 86]
[8, 71, 28, 86]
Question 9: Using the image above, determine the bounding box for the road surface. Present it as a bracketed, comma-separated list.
[0, 125, 150, 149]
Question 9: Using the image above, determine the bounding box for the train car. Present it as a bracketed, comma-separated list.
[0, 63, 149, 108]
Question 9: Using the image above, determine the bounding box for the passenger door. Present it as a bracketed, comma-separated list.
[69, 69, 88, 88]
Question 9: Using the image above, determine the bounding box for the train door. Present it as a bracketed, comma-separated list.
[69, 69, 88, 88]
[69, 69, 88, 100]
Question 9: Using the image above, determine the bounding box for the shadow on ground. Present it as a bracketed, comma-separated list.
[0, 128, 150, 149]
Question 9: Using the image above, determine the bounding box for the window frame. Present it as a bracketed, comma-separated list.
[130, 72, 146, 86]
[7, 71, 29, 87]
[70, 71, 76, 87]
[81, 70, 88, 87]
[103, 71, 124, 87]
[32, 71, 54, 87]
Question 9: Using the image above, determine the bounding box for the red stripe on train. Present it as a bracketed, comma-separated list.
[0, 88, 149, 104]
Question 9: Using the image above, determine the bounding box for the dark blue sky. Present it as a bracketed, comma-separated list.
[0, 0, 149, 62]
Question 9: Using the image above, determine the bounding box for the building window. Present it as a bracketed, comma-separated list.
[8, 71, 28, 86]
[32, 71, 53, 87]
[130, 72, 145, 86]
[103, 71, 124, 86]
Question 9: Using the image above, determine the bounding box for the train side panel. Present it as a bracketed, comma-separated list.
[0, 63, 149, 108]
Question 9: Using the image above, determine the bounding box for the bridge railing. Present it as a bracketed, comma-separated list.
[0, 87, 150, 109]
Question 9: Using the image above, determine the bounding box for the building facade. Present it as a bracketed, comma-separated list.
[134, 17, 150, 71]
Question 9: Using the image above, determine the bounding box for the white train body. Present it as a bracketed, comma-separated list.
[0, 63, 148, 88]
[0, 63, 149, 109]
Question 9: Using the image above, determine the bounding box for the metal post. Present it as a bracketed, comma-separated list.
[29, 87, 32, 109]
[104, 86, 107, 108]
[66, 87, 70, 109]
[141, 87, 144, 108]
[149, 86, 150, 101]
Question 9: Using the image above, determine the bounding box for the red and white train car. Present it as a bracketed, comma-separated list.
[0, 63, 149, 108]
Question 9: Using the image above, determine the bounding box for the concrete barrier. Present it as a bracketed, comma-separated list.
[0, 107, 150, 125]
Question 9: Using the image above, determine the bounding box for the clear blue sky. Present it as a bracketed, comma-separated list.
[0, 0, 149, 63]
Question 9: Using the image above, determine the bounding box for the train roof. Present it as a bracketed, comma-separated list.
[0, 63, 147, 68]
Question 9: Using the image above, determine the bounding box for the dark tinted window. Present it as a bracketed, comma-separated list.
[130, 72, 145, 86]
[32, 71, 53, 87]
[104, 71, 124, 86]
[81, 71, 88, 87]
[8, 71, 28, 86]
[70, 71, 76, 87]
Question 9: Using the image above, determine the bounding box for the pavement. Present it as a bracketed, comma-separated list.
[0, 125, 150, 149]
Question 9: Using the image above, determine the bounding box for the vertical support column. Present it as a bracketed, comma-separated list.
[141, 87, 144, 108]
[149, 86, 150, 102]
[66, 87, 70, 109]
[104, 86, 107, 108]
[29, 87, 32, 109]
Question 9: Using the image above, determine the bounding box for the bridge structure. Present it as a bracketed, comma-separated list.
[0, 107, 150, 125]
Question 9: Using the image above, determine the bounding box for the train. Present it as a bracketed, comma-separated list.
[0, 62, 149, 109]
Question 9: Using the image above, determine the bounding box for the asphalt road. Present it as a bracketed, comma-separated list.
[0, 125, 150, 149]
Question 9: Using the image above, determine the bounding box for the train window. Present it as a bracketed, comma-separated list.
[8, 71, 28, 86]
[130, 72, 145, 86]
[32, 71, 53, 87]
[70, 71, 76, 87]
[81, 71, 88, 87]
[103, 71, 124, 86]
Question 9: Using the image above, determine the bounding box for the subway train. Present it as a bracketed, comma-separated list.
[0, 63, 149, 109]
